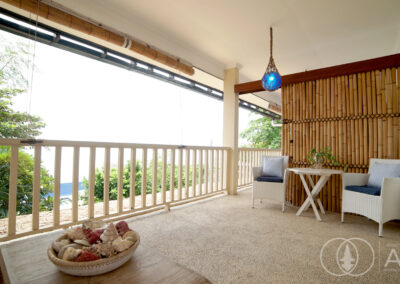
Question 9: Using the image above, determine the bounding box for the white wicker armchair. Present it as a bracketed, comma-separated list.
[252, 156, 289, 211]
[342, 158, 400, 237]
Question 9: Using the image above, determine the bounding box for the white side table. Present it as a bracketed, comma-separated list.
[287, 168, 343, 221]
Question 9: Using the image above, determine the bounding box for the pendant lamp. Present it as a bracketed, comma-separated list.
[261, 27, 281, 91]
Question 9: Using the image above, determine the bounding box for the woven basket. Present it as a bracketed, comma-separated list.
[47, 233, 140, 276]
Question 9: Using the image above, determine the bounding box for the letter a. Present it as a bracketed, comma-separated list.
[384, 249, 400, 268]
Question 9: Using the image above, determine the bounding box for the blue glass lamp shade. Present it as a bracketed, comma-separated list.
[261, 71, 281, 91]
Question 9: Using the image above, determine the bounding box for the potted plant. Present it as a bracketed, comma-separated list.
[306, 147, 345, 170]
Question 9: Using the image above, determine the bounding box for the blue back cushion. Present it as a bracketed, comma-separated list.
[345, 185, 381, 196]
[368, 162, 400, 188]
[262, 157, 283, 178]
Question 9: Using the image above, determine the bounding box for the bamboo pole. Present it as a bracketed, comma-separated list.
[376, 70, 383, 158]
[386, 68, 393, 158]
[2, 0, 195, 76]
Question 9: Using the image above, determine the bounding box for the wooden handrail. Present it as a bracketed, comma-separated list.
[0, 138, 230, 241]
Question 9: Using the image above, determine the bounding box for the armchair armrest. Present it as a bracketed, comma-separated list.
[283, 169, 289, 188]
[252, 167, 262, 180]
[342, 173, 369, 188]
[381, 178, 400, 223]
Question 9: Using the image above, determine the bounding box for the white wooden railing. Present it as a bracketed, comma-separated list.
[237, 148, 282, 187]
[0, 139, 229, 241]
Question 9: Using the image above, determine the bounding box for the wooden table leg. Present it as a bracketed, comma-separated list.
[306, 175, 326, 214]
[296, 174, 322, 221]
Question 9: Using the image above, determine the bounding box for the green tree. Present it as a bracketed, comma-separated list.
[0, 35, 46, 139]
[0, 34, 52, 218]
[80, 158, 197, 204]
[240, 114, 281, 149]
[0, 147, 54, 218]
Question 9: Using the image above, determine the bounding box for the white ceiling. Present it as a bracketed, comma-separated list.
[40, 0, 400, 108]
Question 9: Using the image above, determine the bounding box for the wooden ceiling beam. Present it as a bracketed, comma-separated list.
[235, 53, 400, 94]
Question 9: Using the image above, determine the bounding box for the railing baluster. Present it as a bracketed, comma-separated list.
[192, 149, 197, 197]
[142, 148, 147, 208]
[130, 148, 136, 210]
[215, 150, 219, 192]
[210, 150, 214, 192]
[185, 149, 190, 199]
[170, 148, 175, 202]
[88, 147, 96, 218]
[205, 149, 209, 194]
[152, 148, 157, 206]
[198, 149, 203, 195]
[53, 146, 61, 226]
[32, 145, 41, 230]
[118, 148, 124, 213]
[72, 146, 79, 222]
[220, 150, 224, 191]
[104, 147, 110, 215]
[178, 148, 183, 200]
[161, 149, 167, 204]
[8, 145, 18, 236]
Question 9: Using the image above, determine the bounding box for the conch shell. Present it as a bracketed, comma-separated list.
[100, 223, 119, 243]
[57, 244, 82, 259]
[61, 247, 82, 261]
[66, 227, 86, 241]
[52, 239, 70, 253]
[112, 237, 133, 253]
[93, 243, 116, 257]
[123, 231, 138, 243]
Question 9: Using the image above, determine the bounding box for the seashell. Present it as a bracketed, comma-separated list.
[82, 246, 99, 256]
[57, 244, 83, 259]
[74, 239, 90, 247]
[85, 229, 101, 245]
[115, 221, 131, 236]
[76, 251, 99, 262]
[52, 239, 70, 253]
[100, 223, 119, 243]
[66, 227, 86, 241]
[62, 247, 82, 261]
[123, 231, 138, 243]
[112, 236, 133, 253]
[93, 243, 116, 257]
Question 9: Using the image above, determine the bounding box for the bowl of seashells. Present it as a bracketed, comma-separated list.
[47, 220, 140, 276]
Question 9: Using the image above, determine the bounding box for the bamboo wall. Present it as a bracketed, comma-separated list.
[282, 67, 400, 212]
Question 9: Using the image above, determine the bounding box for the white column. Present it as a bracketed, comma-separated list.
[223, 67, 239, 195]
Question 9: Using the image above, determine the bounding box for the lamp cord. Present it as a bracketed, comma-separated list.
[270, 26, 273, 58]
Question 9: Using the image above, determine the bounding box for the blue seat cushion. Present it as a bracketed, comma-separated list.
[345, 185, 381, 196]
[256, 175, 283, 183]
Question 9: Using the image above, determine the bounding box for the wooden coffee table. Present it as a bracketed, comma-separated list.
[0, 231, 210, 284]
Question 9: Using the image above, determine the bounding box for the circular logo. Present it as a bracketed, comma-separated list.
[320, 238, 375, 277]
